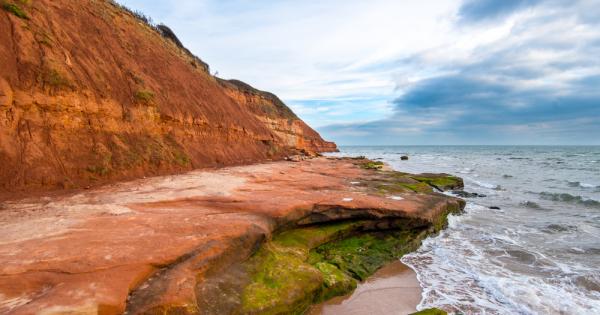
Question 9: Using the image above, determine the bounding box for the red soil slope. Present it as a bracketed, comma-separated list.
[0, 0, 336, 193]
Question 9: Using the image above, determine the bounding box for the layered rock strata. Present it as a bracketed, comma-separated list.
[0, 0, 335, 194]
[0, 158, 464, 314]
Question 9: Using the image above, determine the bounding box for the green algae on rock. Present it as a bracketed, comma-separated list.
[349, 158, 464, 194]
[313, 228, 429, 281]
[376, 181, 433, 194]
[411, 174, 464, 191]
[241, 221, 366, 314]
[242, 242, 323, 315]
[312, 261, 357, 301]
[240, 217, 459, 314]
[410, 308, 448, 315]
[360, 161, 385, 170]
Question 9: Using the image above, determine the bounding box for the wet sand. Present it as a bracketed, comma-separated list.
[309, 260, 422, 315]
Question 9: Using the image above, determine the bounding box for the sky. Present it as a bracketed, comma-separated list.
[119, 0, 600, 145]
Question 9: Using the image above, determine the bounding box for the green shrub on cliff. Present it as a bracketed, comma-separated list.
[135, 90, 155, 103]
[2, 2, 28, 20]
[44, 69, 71, 89]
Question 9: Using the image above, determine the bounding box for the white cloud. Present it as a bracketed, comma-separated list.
[119, 0, 465, 104]
[118, 0, 600, 144]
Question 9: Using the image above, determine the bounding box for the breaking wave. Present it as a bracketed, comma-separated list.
[568, 181, 599, 189]
[538, 192, 600, 208]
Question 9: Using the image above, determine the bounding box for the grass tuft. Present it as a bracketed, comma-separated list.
[43, 69, 72, 90]
[86, 165, 109, 177]
[2, 2, 28, 19]
[134, 90, 154, 103]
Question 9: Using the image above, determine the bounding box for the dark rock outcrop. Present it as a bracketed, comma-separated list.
[451, 190, 487, 198]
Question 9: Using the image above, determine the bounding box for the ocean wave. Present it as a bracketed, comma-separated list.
[403, 226, 600, 314]
[567, 181, 599, 189]
[340, 146, 600, 314]
[520, 201, 546, 210]
[469, 179, 500, 190]
[569, 247, 600, 255]
[458, 167, 473, 174]
[538, 192, 600, 208]
[542, 224, 578, 233]
[575, 274, 600, 293]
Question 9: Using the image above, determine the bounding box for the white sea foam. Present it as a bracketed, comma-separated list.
[468, 178, 499, 190]
[459, 168, 473, 174]
[403, 204, 600, 314]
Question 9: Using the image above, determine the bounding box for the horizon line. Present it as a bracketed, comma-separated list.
[335, 144, 600, 147]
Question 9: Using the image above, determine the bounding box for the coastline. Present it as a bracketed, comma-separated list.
[0, 157, 464, 314]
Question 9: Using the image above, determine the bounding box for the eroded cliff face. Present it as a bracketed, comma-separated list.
[218, 79, 337, 154]
[0, 0, 336, 193]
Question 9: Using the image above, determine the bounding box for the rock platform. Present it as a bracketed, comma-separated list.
[0, 158, 464, 314]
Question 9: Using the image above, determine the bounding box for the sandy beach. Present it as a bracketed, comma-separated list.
[310, 260, 422, 315]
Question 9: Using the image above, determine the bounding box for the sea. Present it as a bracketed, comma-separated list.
[328, 146, 600, 315]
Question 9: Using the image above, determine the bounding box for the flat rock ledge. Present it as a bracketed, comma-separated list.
[0, 157, 464, 315]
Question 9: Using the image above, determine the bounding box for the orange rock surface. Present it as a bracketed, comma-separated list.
[0, 158, 464, 314]
[0, 0, 336, 194]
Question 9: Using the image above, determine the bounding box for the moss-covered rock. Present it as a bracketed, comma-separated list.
[239, 220, 433, 315]
[411, 174, 464, 191]
[432, 199, 464, 232]
[313, 229, 426, 281]
[363, 171, 435, 195]
[274, 221, 362, 253]
[241, 221, 366, 314]
[236, 215, 451, 314]
[242, 242, 323, 315]
[313, 262, 357, 301]
[410, 308, 448, 315]
[377, 181, 433, 194]
[361, 161, 385, 170]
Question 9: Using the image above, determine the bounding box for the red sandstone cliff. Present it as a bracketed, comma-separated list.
[0, 0, 336, 193]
